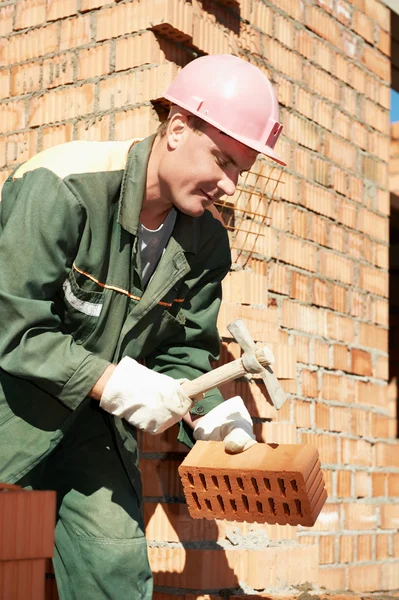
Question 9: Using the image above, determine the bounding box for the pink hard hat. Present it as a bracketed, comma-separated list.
[163, 54, 285, 166]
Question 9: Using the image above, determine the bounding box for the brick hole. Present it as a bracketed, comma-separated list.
[295, 499, 303, 517]
[283, 502, 290, 516]
[211, 475, 219, 489]
[230, 499, 237, 512]
[199, 473, 207, 491]
[188, 473, 194, 486]
[256, 500, 263, 514]
[278, 478, 287, 497]
[251, 477, 259, 495]
[192, 492, 201, 510]
[268, 498, 276, 515]
[205, 498, 212, 511]
[291, 479, 298, 492]
[224, 475, 232, 493]
[264, 477, 271, 491]
[216, 495, 225, 512]
[237, 477, 244, 490]
[242, 494, 249, 512]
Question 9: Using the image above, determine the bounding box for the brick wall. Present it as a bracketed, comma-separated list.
[1, 0, 399, 596]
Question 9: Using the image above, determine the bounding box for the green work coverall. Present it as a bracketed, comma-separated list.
[0, 135, 231, 599]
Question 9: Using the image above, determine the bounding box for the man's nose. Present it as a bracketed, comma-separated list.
[218, 174, 237, 197]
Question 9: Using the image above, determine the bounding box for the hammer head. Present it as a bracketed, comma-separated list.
[227, 319, 287, 410]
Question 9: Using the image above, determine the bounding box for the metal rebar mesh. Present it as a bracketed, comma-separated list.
[214, 158, 283, 264]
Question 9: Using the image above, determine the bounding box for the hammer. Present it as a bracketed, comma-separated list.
[180, 319, 287, 410]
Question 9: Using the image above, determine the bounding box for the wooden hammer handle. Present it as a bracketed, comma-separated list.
[180, 348, 270, 400]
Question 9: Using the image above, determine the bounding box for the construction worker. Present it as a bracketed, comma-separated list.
[0, 54, 285, 599]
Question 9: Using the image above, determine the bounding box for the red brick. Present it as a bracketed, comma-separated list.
[328, 312, 355, 342]
[5, 131, 37, 166]
[359, 323, 388, 352]
[75, 114, 110, 141]
[41, 124, 73, 151]
[295, 335, 311, 364]
[149, 544, 319, 590]
[359, 265, 388, 297]
[362, 98, 390, 134]
[78, 44, 111, 80]
[376, 533, 390, 559]
[141, 458, 184, 497]
[47, 0, 77, 20]
[115, 31, 190, 73]
[304, 63, 340, 104]
[354, 471, 370, 498]
[324, 133, 357, 171]
[250, 0, 273, 34]
[309, 214, 329, 247]
[11, 62, 41, 96]
[274, 74, 293, 108]
[29, 84, 94, 127]
[349, 407, 371, 437]
[357, 533, 373, 561]
[43, 53, 74, 89]
[294, 400, 312, 428]
[81, 0, 109, 10]
[321, 373, 355, 402]
[0, 4, 14, 36]
[374, 442, 399, 468]
[358, 208, 388, 241]
[300, 432, 339, 465]
[313, 339, 330, 368]
[300, 180, 336, 219]
[342, 438, 372, 466]
[348, 564, 381, 592]
[335, 0, 352, 25]
[337, 470, 352, 497]
[280, 236, 317, 272]
[268, 262, 289, 295]
[305, 5, 341, 49]
[339, 534, 354, 562]
[301, 369, 318, 398]
[271, 0, 304, 20]
[318, 566, 346, 589]
[319, 535, 335, 564]
[60, 15, 92, 50]
[291, 271, 311, 302]
[312, 278, 329, 308]
[344, 503, 377, 530]
[350, 348, 372, 376]
[314, 98, 333, 130]
[265, 38, 303, 80]
[0, 100, 26, 134]
[14, 0, 46, 30]
[274, 15, 295, 50]
[377, 27, 390, 56]
[319, 250, 354, 285]
[315, 403, 330, 430]
[364, 0, 390, 30]
[313, 37, 334, 73]
[179, 441, 327, 527]
[296, 28, 313, 60]
[352, 9, 375, 44]
[1, 23, 59, 64]
[381, 562, 399, 589]
[99, 63, 180, 111]
[380, 504, 399, 529]
[282, 299, 326, 336]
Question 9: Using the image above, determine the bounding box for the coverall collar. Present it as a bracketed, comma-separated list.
[117, 134, 201, 255]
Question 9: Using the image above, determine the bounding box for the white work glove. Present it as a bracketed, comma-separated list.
[193, 396, 257, 454]
[100, 357, 193, 434]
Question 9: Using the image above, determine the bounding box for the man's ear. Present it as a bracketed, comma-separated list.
[166, 112, 189, 149]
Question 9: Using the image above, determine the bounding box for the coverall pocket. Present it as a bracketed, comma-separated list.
[61, 271, 104, 344]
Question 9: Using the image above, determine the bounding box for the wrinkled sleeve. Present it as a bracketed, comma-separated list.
[0, 169, 110, 410]
[145, 220, 231, 447]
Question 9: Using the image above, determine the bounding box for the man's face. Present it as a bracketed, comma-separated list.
[159, 117, 258, 218]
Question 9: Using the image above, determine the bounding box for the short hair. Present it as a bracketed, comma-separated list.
[157, 113, 207, 138]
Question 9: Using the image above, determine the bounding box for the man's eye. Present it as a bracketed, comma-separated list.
[217, 158, 229, 168]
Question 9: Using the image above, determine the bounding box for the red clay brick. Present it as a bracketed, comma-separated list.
[344, 503, 377, 530]
[41, 124, 73, 151]
[339, 534, 354, 562]
[60, 15, 92, 50]
[0, 100, 26, 134]
[5, 131, 38, 166]
[1, 23, 59, 65]
[352, 9, 374, 44]
[312, 278, 329, 308]
[0, 4, 14, 36]
[11, 62, 41, 96]
[268, 262, 289, 295]
[179, 442, 327, 527]
[291, 271, 311, 303]
[29, 84, 95, 127]
[313, 339, 330, 368]
[14, 0, 46, 30]
[315, 403, 330, 431]
[77, 44, 111, 80]
[349, 564, 381, 592]
[42, 53, 75, 89]
[47, 0, 77, 20]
